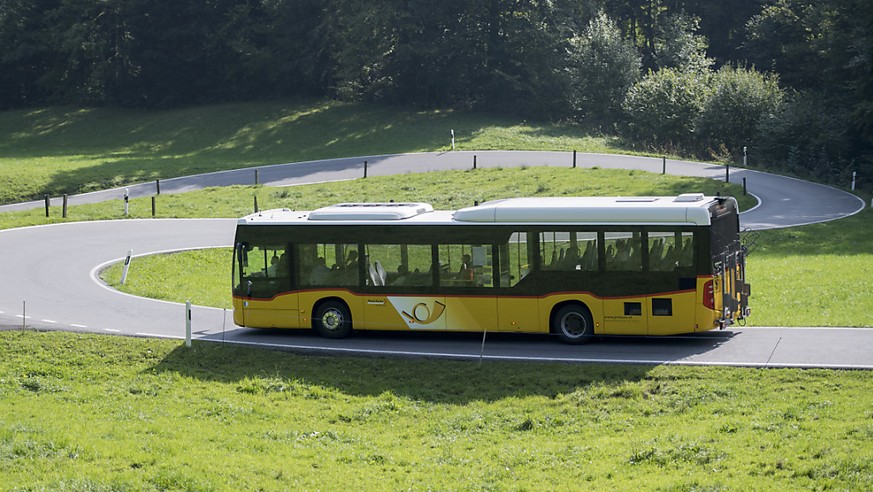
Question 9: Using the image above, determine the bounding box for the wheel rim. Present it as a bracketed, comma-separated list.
[560, 312, 587, 339]
[322, 308, 344, 332]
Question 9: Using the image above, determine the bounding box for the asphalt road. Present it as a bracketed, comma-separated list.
[1, 151, 868, 368]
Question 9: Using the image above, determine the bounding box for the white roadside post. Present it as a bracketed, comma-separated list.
[124, 188, 130, 216]
[451, 129, 455, 150]
[852, 171, 856, 191]
[185, 301, 192, 348]
[120, 249, 133, 285]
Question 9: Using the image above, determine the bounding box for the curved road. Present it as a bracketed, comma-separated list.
[1, 151, 868, 368]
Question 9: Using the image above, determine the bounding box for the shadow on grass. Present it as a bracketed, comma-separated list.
[150, 329, 732, 404]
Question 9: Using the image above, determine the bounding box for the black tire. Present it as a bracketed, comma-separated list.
[552, 304, 594, 344]
[313, 300, 353, 339]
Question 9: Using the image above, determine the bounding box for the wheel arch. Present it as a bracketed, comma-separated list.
[548, 300, 592, 334]
[311, 296, 352, 329]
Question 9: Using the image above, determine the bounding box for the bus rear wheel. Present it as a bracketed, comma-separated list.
[552, 304, 594, 344]
[313, 300, 352, 339]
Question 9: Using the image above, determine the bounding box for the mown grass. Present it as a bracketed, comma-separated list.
[745, 209, 873, 327]
[0, 99, 631, 205]
[1, 330, 871, 490]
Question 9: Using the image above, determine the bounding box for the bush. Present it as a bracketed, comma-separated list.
[621, 68, 709, 152]
[694, 66, 784, 160]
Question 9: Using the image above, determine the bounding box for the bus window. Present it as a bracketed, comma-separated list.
[238, 244, 290, 298]
[540, 231, 597, 271]
[499, 232, 531, 288]
[604, 232, 642, 271]
[363, 243, 433, 287]
[648, 232, 695, 271]
[438, 243, 493, 288]
[298, 243, 359, 287]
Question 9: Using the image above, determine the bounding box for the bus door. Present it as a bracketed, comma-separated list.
[235, 243, 299, 328]
[646, 231, 697, 335]
[600, 232, 649, 335]
[498, 233, 539, 333]
[439, 243, 496, 332]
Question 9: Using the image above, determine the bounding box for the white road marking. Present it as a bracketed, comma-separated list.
[70, 324, 87, 328]
[103, 328, 120, 333]
[15, 315, 31, 319]
[40, 319, 57, 324]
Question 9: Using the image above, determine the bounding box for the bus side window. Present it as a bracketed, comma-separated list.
[438, 243, 494, 288]
[604, 232, 643, 272]
[239, 244, 290, 298]
[540, 231, 597, 272]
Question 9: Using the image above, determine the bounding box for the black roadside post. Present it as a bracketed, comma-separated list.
[254, 195, 259, 213]
[62, 194, 68, 218]
[152, 196, 157, 217]
[662, 156, 666, 175]
[363, 160, 368, 178]
[743, 178, 747, 195]
[156, 179, 161, 195]
[44, 195, 50, 218]
[573, 150, 577, 168]
[473, 155, 477, 169]
[255, 169, 260, 185]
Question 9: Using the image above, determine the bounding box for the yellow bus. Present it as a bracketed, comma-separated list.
[232, 194, 750, 343]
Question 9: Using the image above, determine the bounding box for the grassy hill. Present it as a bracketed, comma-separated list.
[0, 99, 627, 205]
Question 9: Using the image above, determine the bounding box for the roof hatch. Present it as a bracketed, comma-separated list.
[308, 202, 434, 221]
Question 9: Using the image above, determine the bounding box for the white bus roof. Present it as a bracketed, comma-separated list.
[238, 194, 729, 227]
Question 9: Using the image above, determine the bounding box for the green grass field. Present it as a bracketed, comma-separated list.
[0, 100, 630, 205]
[2, 330, 872, 490]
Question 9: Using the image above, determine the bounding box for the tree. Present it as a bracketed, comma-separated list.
[568, 12, 641, 128]
[652, 11, 711, 72]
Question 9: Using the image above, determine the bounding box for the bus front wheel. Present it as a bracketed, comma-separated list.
[552, 304, 594, 344]
[313, 300, 353, 339]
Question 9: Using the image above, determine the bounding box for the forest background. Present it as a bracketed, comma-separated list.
[2, 0, 871, 187]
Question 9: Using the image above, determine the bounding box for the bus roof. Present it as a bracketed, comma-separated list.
[238, 194, 731, 227]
